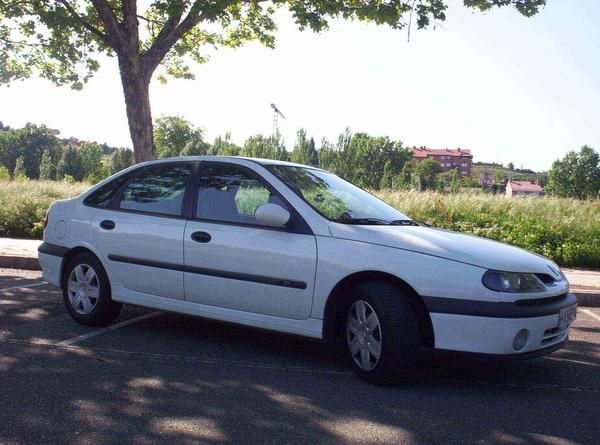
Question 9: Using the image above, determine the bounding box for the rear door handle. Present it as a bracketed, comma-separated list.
[191, 231, 211, 243]
[100, 220, 116, 230]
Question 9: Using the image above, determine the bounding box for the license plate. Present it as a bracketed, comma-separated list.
[558, 306, 577, 330]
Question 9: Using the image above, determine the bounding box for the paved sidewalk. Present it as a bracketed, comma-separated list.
[0, 238, 41, 270]
[1, 237, 598, 304]
[0, 238, 40, 258]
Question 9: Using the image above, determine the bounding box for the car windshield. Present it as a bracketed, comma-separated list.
[266, 165, 411, 224]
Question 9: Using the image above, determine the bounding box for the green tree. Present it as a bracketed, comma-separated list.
[413, 159, 441, 190]
[0, 164, 10, 180]
[395, 163, 413, 190]
[154, 115, 203, 158]
[507, 162, 515, 171]
[291, 129, 318, 166]
[437, 168, 460, 193]
[0, 123, 61, 178]
[13, 156, 27, 180]
[241, 135, 287, 161]
[181, 135, 210, 156]
[547, 146, 600, 199]
[212, 132, 240, 156]
[56, 146, 84, 181]
[379, 161, 395, 189]
[39, 149, 54, 180]
[1, 1, 545, 162]
[79, 142, 103, 178]
[317, 138, 336, 171]
[110, 148, 135, 174]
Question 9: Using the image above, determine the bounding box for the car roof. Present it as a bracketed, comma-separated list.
[147, 155, 325, 171]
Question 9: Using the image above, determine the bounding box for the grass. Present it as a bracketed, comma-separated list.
[0, 180, 88, 239]
[1, 180, 598, 268]
[375, 190, 600, 269]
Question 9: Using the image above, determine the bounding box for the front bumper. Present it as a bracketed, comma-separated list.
[427, 292, 577, 355]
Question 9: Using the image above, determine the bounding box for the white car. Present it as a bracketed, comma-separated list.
[38, 156, 577, 385]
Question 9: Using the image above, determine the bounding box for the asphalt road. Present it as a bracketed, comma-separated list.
[1, 268, 599, 445]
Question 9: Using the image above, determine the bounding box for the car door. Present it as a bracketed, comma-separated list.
[183, 161, 317, 320]
[91, 162, 195, 300]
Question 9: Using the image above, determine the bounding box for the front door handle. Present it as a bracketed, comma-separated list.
[100, 220, 116, 230]
[191, 231, 211, 243]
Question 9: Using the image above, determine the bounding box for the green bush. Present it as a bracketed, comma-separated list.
[0, 180, 598, 269]
[375, 190, 600, 269]
[0, 180, 88, 238]
[0, 166, 10, 181]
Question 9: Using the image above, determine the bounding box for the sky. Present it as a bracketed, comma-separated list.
[1, 0, 599, 172]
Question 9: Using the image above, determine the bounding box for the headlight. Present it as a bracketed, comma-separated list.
[482, 270, 546, 293]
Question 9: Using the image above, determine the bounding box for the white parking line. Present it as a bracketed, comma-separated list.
[0, 282, 47, 292]
[55, 311, 161, 346]
[579, 308, 600, 323]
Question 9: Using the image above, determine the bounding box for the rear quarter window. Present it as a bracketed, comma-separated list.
[83, 173, 133, 208]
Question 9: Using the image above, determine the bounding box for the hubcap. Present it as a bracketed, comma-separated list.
[67, 264, 100, 315]
[346, 300, 382, 371]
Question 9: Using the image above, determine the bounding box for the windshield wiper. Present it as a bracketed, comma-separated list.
[390, 219, 420, 226]
[333, 217, 392, 225]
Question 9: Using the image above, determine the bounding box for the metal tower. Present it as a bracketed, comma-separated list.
[271, 103, 286, 138]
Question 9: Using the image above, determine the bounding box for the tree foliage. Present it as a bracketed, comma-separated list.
[291, 129, 318, 166]
[154, 115, 207, 158]
[0, 123, 61, 178]
[13, 155, 27, 180]
[547, 146, 600, 199]
[241, 134, 287, 160]
[57, 145, 85, 180]
[110, 147, 135, 174]
[0, 1, 546, 161]
[38, 149, 54, 180]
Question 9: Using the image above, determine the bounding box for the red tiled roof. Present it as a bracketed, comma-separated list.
[411, 147, 472, 158]
[508, 180, 543, 192]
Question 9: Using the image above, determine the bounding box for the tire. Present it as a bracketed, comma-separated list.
[344, 280, 421, 386]
[62, 251, 122, 326]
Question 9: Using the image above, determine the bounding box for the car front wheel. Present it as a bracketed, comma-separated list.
[345, 281, 421, 385]
[63, 252, 122, 326]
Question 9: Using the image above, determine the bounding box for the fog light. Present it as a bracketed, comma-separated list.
[513, 329, 529, 351]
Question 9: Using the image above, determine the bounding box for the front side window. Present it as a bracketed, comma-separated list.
[196, 163, 287, 225]
[266, 165, 409, 224]
[118, 164, 192, 216]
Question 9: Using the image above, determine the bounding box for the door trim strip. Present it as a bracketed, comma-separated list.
[107, 254, 307, 289]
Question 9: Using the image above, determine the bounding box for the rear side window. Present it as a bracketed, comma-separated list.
[84, 173, 133, 208]
[196, 163, 287, 225]
[118, 164, 192, 216]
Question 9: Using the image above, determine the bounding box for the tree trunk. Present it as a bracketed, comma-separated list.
[119, 57, 156, 163]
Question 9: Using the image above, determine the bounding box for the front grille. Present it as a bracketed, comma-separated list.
[541, 326, 568, 345]
[515, 293, 567, 306]
[535, 273, 557, 284]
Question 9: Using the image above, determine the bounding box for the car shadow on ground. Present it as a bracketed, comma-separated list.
[1, 308, 599, 444]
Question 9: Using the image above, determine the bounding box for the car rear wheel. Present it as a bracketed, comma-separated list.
[63, 252, 122, 326]
[344, 281, 421, 385]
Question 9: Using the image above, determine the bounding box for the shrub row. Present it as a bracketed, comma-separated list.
[0, 181, 598, 268]
[376, 190, 600, 269]
[0, 181, 87, 239]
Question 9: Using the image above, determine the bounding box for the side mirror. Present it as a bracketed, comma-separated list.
[255, 203, 290, 227]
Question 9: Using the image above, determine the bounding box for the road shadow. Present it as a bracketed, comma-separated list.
[1, 310, 599, 444]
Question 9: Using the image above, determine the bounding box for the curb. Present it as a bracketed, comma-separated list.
[0, 254, 599, 307]
[0, 255, 41, 271]
[571, 289, 600, 308]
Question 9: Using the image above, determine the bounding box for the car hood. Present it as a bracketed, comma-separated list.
[328, 223, 557, 273]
